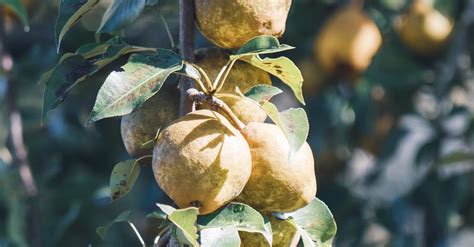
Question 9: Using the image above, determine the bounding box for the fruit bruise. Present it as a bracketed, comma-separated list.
[315, 4, 382, 76]
[237, 122, 317, 212]
[195, 0, 292, 49]
[196, 48, 271, 124]
[152, 110, 252, 215]
[120, 89, 179, 158]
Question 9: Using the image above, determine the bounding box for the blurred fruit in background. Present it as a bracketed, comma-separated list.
[395, 0, 453, 56]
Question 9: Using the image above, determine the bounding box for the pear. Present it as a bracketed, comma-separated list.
[240, 214, 299, 247]
[396, 0, 453, 56]
[237, 122, 317, 212]
[152, 110, 252, 215]
[315, 4, 382, 76]
[195, 0, 292, 49]
[196, 48, 271, 124]
[120, 89, 179, 158]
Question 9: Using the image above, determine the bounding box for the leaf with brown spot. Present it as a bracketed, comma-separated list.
[109, 160, 141, 201]
[239, 55, 305, 105]
[87, 49, 182, 123]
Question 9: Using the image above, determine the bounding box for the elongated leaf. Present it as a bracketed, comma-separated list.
[0, 0, 28, 27]
[245, 85, 283, 102]
[98, 0, 146, 34]
[88, 49, 182, 123]
[240, 55, 305, 105]
[109, 160, 141, 201]
[201, 228, 241, 247]
[288, 198, 337, 247]
[75, 36, 128, 58]
[55, 0, 99, 51]
[198, 202, 272, 245]
[42, 54, 97, 119]
[280, 108, 309, 155]
[42, 40, 155, 120]
[260, 102, 309, 156]
[96, 210, 132, 240]
[156, 204, 199, 246]
[232, 35, 294, 58]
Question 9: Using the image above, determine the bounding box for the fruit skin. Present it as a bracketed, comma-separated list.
[152, 110, 252, 215]
[120, 89, 179, 158]
[237, 122, 317, 212]
[195, 0, 292, 49]
[196, 48, 271, 124]
[240, 215, 299, 247]
[315, 4, 382, 76]
[395, 1, 453, 56]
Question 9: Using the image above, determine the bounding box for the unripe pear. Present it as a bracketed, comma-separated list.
[240, 214, 299, 247]
[120, 89, 179, 158]
[237, 122, 317, 212]
[196, 48, 271, 124]
[315, 4, 382, 76]
[152, 110, 252, 215]
[395, 1, 453, 56]
[195, 0, 292, 49]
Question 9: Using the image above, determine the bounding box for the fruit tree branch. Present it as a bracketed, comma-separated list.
[178, 0, 196, 116]
[187, 89, 246, 131]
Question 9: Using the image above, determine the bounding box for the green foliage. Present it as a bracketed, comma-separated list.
[98, 0, 147, 34]
[96, 210, 133, 240]
[55, 0, 99, 51]
[88, 49, 182, 122]
[109, 160, 141, 201]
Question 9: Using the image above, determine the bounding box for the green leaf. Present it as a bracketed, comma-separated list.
[232, 35, 294, 57]
[244, 85, 283, 103]
[279, 108, 309, 155]
[55, 0, 100, 52]
[96, 210, 132, 240]
[88, 49, 182, 123]
[109, 160, 141, 201]
[156, 204, 199, 247]
[289, 198, 337, 247]
[198, 202, 272, 245]
[436, 152, 474, 167]
[200, 228, 241, 247]
[0, 0, 28, 27]
[42, 54, 97, 120]
[42, 39, 154, 120]
[98, 0, 146, 34]
[260, 102, 309, 156]
[240, 55, 305, 105]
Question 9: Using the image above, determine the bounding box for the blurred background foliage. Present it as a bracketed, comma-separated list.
[1, 0, 474, 246]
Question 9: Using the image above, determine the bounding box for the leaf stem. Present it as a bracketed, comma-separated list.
[127, 221, 145, 247]
[215, 58, 237, 93]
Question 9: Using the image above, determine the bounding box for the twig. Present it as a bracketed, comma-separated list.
[0, 8, 41, 247]
[178, 0, 196, 116]
[187, 89, 246, 131]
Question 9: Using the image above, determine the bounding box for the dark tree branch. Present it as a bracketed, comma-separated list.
[0, 8, 41, 247]
[178, 0, 196, 116]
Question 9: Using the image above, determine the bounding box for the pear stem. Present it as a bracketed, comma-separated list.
[187, 89, 246, 131]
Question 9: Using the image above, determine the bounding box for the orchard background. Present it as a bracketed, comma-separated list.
[1, 0, 474, 246]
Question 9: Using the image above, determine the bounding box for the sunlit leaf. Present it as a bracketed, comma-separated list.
[96, 210, 132, 240]
[0, 0, 28, 27]
[88, 49, 182, 123]
[240, 55, 305, 105]
[288, 198, 337, 247]
[156, 204, 199, 246]
[98, 0, 146, 34]
[198, 202, 272, 245]
[232, 35, 294, 58]
[201, 228, 241, 247]
[436, 152, 474, 167]
[55, 0, 100, 52]
[109, 160, 141, 201]
[244, 85, 283, 102]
